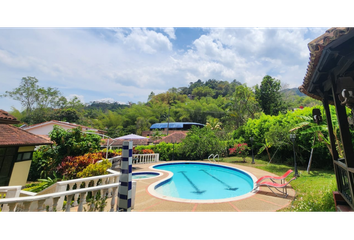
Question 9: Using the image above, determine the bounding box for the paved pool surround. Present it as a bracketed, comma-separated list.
[129, 161, 296, 212]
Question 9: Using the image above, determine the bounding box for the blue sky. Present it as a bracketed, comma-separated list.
[0, 27, 330, 112]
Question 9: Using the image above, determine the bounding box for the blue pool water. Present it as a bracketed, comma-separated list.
[152, 162, 254, 200]
[132, 172, 160, 180]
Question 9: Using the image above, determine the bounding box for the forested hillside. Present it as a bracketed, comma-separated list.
[2, 76, 321, 138]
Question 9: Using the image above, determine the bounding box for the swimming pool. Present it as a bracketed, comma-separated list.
[132, 172, 161, 180]
[148, 162, 257, 203]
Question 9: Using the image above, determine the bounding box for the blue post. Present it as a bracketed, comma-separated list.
[117, 141, 133, 212]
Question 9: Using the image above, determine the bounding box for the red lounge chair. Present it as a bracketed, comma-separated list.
[253, 177, 296, 198]
[256, 169, 293, 185]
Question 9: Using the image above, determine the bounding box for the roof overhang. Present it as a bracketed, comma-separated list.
[299, 28, 354, 103]
[0, 119, 20, 124]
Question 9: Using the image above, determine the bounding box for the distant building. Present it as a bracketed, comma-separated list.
[21, 120, 106, 138]
[142, 122, 204, 137]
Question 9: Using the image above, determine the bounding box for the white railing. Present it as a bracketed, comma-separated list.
[108, 156, 122, 169]
[0, 183, 120, 212]
[132, 153, 159, 164]
[0, 169, 126, 212]
[0, 186, 22, 212]
[106, 154, 159, 168]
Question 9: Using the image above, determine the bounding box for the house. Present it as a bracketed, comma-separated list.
[299, 27, 354, 211]
[142, 122, 204, 137]
[21, 120, 106, 138]
[0, 110, 52, 187]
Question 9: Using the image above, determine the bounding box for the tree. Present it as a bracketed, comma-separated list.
[206, 116, 222, 130]
[1, 76, 40, 114]
[1, 76, 68, 125]
[49, 125, 102, 161]
[53, 108, 80, 122]
[224, 83, 260, 129]
[180, 126, 222, 160]
[255, 75, 286, 115]
[192, 86, 215, 99]
[1, 76, 65, 114]
[136, 116, 150, 135]
[147, 91, 155, 102]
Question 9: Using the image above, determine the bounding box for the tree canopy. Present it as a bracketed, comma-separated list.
[2, 76, 321, 138]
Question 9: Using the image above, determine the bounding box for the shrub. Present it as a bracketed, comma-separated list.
[99, 148, 121, 158]
[49, 126, 102, 161]
[233, 106, 337, 168]
[77, 159, 112, 178]
[29, 126, 103, 181]
[23, 176, 59, 193]
[229, 143, 250, 161]
[132, 147, 155, 154]
[57, 152, 104, 179]
[180, 126, 223, 160]
[150, 142, 175, 160]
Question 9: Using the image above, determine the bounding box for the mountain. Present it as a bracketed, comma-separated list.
[281, 88, 305, 97]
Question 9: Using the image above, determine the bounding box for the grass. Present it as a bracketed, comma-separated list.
[220, 156, 337, 212]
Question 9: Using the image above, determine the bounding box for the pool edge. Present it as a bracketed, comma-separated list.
[132, 171, 162, 180]
[147, 161, 258, 204]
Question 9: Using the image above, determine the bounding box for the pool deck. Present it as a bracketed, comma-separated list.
[129, 161, 296, 212]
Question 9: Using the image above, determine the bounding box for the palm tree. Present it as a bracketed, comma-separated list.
[206, 117, 222, 130]
[290, 107, 344, 172]
[291, 113, 343, 159]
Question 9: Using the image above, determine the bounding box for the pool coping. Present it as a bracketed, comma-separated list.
[132, 171, 162, 180]
[147, 161, 259, 204]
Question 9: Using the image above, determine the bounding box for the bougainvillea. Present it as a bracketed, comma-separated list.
[229, 143, 250, 162]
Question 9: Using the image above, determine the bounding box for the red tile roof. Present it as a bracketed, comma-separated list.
[299, 27, 353, 101]
[0, 124, 53, 147]
[153, 131, 187, 144]
[0, 109, 20, 124]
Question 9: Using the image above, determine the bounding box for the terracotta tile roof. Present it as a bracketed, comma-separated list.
[299, 27, 353, 101]
[153, 131, 187, 144]
[22, 120, 105, 133]
[37, 134, 51, 141]
[0, 109, 20, 124]
[0, 124, 53, 147]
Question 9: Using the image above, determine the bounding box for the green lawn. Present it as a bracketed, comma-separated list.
[220, 156, 337, 212]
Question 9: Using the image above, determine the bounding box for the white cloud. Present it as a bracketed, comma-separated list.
[173, 28, 322, 87]
[0, 27, 330, 112]
[162, 28, 176, 39]
[67, 94, 85, 103]
[113, 28, 173, 54]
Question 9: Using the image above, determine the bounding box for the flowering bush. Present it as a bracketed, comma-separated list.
[57, 152, 104, 179]
[229, 143, 249, 162]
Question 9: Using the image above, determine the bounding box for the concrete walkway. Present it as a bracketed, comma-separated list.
[130, 161, 295, 212]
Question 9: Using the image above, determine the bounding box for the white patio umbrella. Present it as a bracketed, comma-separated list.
[115, 134, 148, 140]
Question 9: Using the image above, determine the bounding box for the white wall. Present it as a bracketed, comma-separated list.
[26, 123, 73, 135]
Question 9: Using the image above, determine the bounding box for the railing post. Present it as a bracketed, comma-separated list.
[117, 141, 133, 212]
